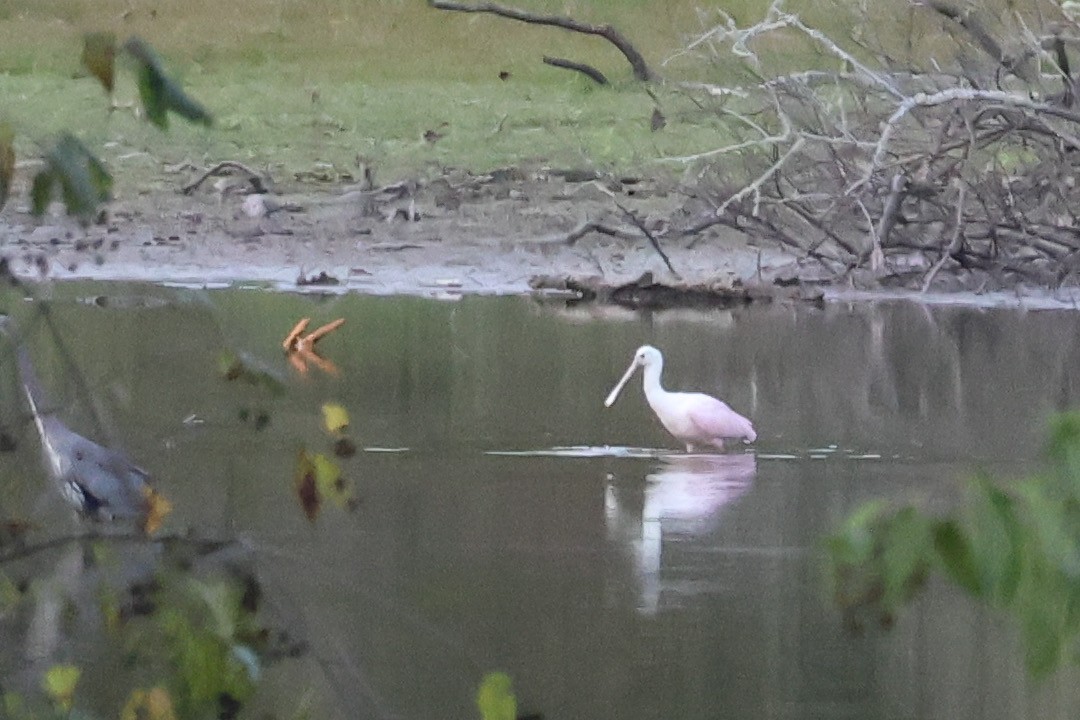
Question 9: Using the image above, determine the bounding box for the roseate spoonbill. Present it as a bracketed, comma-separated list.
[12, 342, 154, 523]
[604, 345, 756, 452]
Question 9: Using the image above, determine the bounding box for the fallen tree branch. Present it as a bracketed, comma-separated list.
[542, 56, 608, 84]
[182, 160, 268, 195]
[428, 0, 655, 80]
[562, 219, 644, 244]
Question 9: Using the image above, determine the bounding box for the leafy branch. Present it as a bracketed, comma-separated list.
[827, 412, 1080, 677]
[0, 33, 212, 225]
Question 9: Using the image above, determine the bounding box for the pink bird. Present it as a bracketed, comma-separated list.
[605, 345, 757, 452]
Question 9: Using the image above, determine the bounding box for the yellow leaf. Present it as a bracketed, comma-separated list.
[42, 665, 80, 712]
[313, 453, 356, 509]
[122, 687, 176, 720]
[321, 402, 349, 436]
[477, 672, 516, 720]
[141, 485, 173, 536]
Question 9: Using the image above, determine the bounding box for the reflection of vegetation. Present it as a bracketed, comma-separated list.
[827, 413, 1080, 677]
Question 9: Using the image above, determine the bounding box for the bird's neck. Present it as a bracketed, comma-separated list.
[641, 361, 666, 404]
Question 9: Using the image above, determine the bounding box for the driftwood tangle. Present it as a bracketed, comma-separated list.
[528, 272, 823, 308]
[428, 0, 655, 81]
[651, 0, 1080, 292]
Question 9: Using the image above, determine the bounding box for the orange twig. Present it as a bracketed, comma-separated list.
[283, 318, 310, 350]
[304, 318, 345, 345]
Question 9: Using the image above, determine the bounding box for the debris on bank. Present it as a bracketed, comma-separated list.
[528, 271, 824, 309]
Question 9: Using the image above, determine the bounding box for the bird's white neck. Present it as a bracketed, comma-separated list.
[641, 358, 666, 405]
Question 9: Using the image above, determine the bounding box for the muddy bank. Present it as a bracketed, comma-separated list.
[2, 164, 1079, 308]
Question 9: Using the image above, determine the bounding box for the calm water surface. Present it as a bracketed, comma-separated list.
[3, 286, 1080, 719]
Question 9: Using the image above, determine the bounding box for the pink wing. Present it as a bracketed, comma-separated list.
[687, 395, 757, 442]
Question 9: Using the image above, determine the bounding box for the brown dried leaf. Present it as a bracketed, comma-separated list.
[82, 32, 117, 94]
[295, 449, 321, 522]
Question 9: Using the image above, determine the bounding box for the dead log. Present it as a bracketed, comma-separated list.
[428, 0, 655, 81]
[542, 56, 608, 85]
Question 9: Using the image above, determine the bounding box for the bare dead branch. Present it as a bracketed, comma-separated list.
[542, 56, 608, 84]
[428, 0, 655, 80]
[562, 220, 644, 244]
[612, 200, 678, 276]
[922, 184, 966, 291]
[181, 160, 268, 195]
[875, 173, 908, 249]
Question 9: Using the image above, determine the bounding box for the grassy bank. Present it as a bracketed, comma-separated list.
[0, 0, 885, 182]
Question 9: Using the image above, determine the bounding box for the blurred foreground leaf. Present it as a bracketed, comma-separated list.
[295, 449, 321, 521]
[827, 411, 1080, 678]
[0, 571, 20, 618]
[477, 672, 517, 720]
[295, 449, 355, 520]
[322, 402, 349, 436]
[142, 485, 174, 535]
[42, 664, 80, 712]
[124, 36, 212, 129]
[31, 133, 113, 222]
[121, 687, 177, 720]
[0, 123, 13, 211]
[164, 609, 255, 716]
[82, 32, 117, 93]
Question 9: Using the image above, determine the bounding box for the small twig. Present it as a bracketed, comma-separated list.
[715, 136, 807, 218]
[613, 200, 678, 277]
[853, 88, 1080, 193]
[182, 160, 268, 195]
[0, 530, 233, 565]
[922, 184, 966, 292]
[875, 172, 908, 249]
[542, 56, 608, 84]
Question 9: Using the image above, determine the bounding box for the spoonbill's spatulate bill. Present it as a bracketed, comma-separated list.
[605, 345, 756, 452]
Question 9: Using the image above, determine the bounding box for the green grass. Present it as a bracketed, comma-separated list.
[0, 0, 1011, 182]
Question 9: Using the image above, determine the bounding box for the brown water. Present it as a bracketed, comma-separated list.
[3, 286, 1080, 719]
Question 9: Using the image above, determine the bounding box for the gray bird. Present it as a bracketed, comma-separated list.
[13, 342, 152, 524]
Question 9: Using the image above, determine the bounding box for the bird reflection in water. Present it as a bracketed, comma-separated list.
[605, 453, 756, 614]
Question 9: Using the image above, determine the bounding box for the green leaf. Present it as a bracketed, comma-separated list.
[1020, 482, 1080, 579]
[42, 664, 80, 711]
[29, 168, 55, 216]
[124, 36, 212, 129]
[81, 32, 117, 93]
[881, 507, 931, 608]
[31, 134, 113, 222]
[968, 477, 1024, 603]
[1021, 590, 1065, 677]
[933, 520, 983, 596]
[477, 672, 517, 720]
[0, 123, 13, 212]
[164, 610, 255, 715]
[831, 500, 887, 566]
